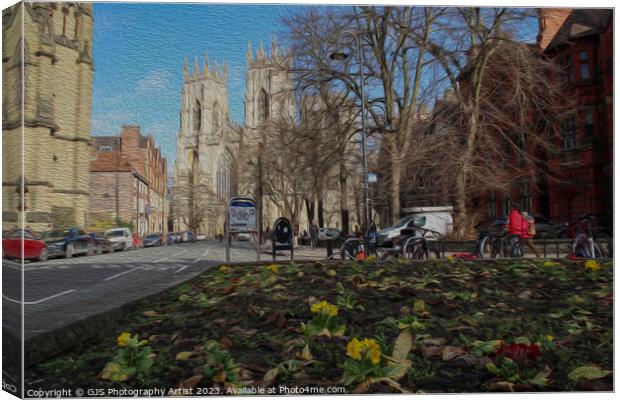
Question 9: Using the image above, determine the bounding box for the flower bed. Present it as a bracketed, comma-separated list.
[26, 259, 613, 393]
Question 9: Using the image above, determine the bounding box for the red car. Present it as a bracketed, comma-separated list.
[2, 230, 48, 262]
[131, 232, 143, 248]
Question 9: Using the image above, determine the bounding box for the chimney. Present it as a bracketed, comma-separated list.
[537, 8, 572, 51]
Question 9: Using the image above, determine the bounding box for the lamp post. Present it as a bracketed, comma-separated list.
[330, 30, 370, 232]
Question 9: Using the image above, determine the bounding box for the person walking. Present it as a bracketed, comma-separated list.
[309, 220, 319, 248]
[520, 211, 540, 258]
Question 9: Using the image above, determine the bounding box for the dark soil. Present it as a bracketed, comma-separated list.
[25, 258, 613, 394]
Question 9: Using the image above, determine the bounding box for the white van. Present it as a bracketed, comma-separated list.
[104, 227, 133, 251]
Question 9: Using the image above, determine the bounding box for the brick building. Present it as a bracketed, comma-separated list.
[537, 8, 613, 228]
[89, 126, 168, 235]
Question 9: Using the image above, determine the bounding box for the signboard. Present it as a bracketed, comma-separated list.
[226, 197, 259, 263]
[228, 198, 257, 232]
[367, 173, 378, 183]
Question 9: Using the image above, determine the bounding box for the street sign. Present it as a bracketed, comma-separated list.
[226, 197, 259, 263]
[228, 198, 257, 232]
[367, 173, 378, 183]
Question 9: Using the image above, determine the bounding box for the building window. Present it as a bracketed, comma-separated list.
[193, 101, 201, 133]
[561, 117, 577, 150]
[584, 112, 594, 136]
[563, 54, 573, 82]
[259, 89, 269, 122]
[521, 183, 532, 213]
[99, 145, 112, 152]
[488, 192, 497, 218]
[579, 51, 590, 80]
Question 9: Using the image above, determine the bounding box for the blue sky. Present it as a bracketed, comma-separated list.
[92, 3, 297, 167]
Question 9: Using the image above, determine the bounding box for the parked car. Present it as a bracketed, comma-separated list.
[40, 228, 95, 258]
[104, 228, 133, 251]
[237, 233, 251, 241]
[89, 233, 114, 254]
[167, 232, 177, 244]
[2, 229, 49, 262]
[143, 233, 164, 247]
[377, 215, 427, 245]
[179, 231, 194, 242]
[318, 227, 342, 242]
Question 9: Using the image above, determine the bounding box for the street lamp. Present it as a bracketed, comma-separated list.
[330, 30, 370, 232]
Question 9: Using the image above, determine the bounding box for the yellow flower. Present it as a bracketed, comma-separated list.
[346, 338, 382, 365]
[310, 300, 339, 317]
[447, 255, 455, 262]
[546, 335, 554, 341]
[219, 265, 230, 273]
[268, 263, 279, 273]
[346, 338, 362, 360]
[584, 260, 601, 271]
[117, 332, 132, 347]
[543, 260, 556, 268]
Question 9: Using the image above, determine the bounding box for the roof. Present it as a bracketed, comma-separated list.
[90, 152, 133, 172]
[93, 136, 119, 150]
[546, 9, 612, 50]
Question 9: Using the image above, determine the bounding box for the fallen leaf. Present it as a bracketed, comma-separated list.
[441, 346, 466, 361]
[392, 331, 413, 361]
[175, 351, 193, 361]
[143, 310, 159, 317]
[262, 367, 279, 386]
[420, 345, 443, 358]
[219, 337, 233, 349]
[179, 374, 203, 389]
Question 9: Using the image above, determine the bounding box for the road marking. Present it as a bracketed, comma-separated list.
[2, 289, 76, 305]
[192, 247, 212, 263]
[103, 266, 142, 281]
[3, 260, 23, 271]
[154, 249, 187, 263]
[174, 265, 189, 274]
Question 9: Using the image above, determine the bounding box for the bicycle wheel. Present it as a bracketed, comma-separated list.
[340, 239, 357, 260]
[478, 235, 494, 258]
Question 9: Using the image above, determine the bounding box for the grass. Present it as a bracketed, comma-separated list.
[26, 258, 613, 393]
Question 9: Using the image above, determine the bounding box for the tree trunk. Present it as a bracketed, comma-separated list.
[304, 197, 315, 229]
[339, 163, 349, 235]
[389, 157, 402, 225]
[317, 194, 324, 228]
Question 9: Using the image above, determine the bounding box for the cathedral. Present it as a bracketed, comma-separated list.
[173, 37, 360, 237]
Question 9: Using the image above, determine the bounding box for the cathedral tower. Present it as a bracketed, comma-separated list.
[173, 53, 239, 236]
[2, 2, 94, 230]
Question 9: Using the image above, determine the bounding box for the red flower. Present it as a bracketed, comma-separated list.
[454, 252, 477, 261]
[496, 343, 540, 365]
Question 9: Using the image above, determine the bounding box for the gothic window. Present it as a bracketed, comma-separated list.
[488, 192, 497, 218]
[259, 89, 269, 122]
[584, 112, 594, 136]
[561, 117, 577, 150]
[74, 13, 80, 39]
[579, 51, 590, 80]
[193, 101, 201, 133]
[213, 102, 220, 133]
[562, 54, 573, 82]
[62, 9, 68, 36]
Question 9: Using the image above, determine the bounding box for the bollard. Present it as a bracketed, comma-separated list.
[326, 239, 333, 258]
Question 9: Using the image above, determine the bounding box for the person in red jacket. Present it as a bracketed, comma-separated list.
[520, 211, 540, 258]
[506, 205, 523, 236]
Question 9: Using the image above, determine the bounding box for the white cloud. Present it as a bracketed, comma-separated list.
[135, 70, 172, 94]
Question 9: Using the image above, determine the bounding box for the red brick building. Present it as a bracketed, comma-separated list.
[89, 126, 168, 235]
[538, 8, 613, 228]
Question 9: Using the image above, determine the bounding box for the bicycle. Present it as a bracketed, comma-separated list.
[475, 219, 523, 258]
[562, 213, 609, 259]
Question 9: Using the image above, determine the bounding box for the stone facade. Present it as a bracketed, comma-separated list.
[2, 2, 94, 231]
[172, 55, 240, 237]
[90, 126, 168, 235]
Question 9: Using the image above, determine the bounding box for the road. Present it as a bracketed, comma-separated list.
[2, 240, 326, 343]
